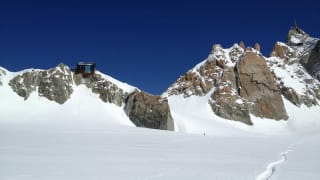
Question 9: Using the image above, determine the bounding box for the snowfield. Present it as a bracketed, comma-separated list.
[1, 68, 320, 179]
[0, 122, 292, 180]
[1, 120, 319, 180]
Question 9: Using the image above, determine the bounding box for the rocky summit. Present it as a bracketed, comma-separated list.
[269, 26, 320, 107]
[166, 44, 288, 125]
[165, 26, 319, 125]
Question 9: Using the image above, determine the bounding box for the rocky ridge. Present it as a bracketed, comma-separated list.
[166, 42, 289, 125]
[9, 64, 74, 103]
[165, 27, 320, 125]
[6, 64, 173, 130]
[269, 26, 320, 107]
[74, 72, 126, 106]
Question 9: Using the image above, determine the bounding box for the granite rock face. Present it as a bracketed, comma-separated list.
[8, 64, 126, 105]
[165, 60, 218, 97]
[166, 44, 251, 125]
[210, 67, 251, 125]
[166, 43, 291, 125]
[236, 52, 288, 120]
[38, 64, 74, 104]
[270, 42, 297, 64]
[9, 64, 73, 104]
[166, 44, 243, 98]
[125, 90, 174, 130]
[9, 70, 41, 100]
[280, 87, 301, 106]
[306, 40, 320, 81]
[84, 73, 126, 106]
[269, 27, 320, 107]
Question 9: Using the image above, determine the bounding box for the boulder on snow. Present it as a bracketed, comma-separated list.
[280, 87, 301, 106]
[124, 90, 174, 130]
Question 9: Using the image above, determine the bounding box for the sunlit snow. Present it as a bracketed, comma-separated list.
[0, 68, 320, 180]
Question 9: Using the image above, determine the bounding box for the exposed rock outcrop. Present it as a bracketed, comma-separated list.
[268, 27, 320, 108]
[125, 90, 174, 130]
[9, 64, 74, 104]
[210, 68, 251, 125]
[166, 58, 219, 97]
[280, 87, 301, 106]
[254, 43, 260, 52]
[239, 41, 245, 49]
[85, 74, 125, 106]
[166, 44, 244, 98]
[8, 64, 128, 105]
[9, 70, 40, 100]
[166, 44, 258, 125]
[0, 68, 5, 86]
[306, 40, 320, 80]
[277, 79, 319, 108]
[165, 32, 318, 125]
[270, 42, 297, 64]
[7, 63, 175, 131]
[38, 64, 74, 104]
[287, 26, 309, 46]
[236, 51, 288, 120]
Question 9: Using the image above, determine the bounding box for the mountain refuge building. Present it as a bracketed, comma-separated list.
[75, 62, 96, 78]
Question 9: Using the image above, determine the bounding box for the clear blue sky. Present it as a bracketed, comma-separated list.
[0, 0, 319, 95]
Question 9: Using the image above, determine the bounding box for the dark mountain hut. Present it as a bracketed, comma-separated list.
[75, 62, 96, 78]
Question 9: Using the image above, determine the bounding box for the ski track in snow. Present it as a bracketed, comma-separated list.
[256, 145, 296, 180]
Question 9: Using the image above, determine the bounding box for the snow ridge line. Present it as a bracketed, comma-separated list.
[255, 148, 293, 180]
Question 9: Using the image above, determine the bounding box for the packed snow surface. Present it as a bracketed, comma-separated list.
[1, 68, 320, 179]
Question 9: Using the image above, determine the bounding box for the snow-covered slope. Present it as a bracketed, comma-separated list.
[1, 111, 320, 180]
[167, 87, 320, 136]
[0, 67, 135, 126]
